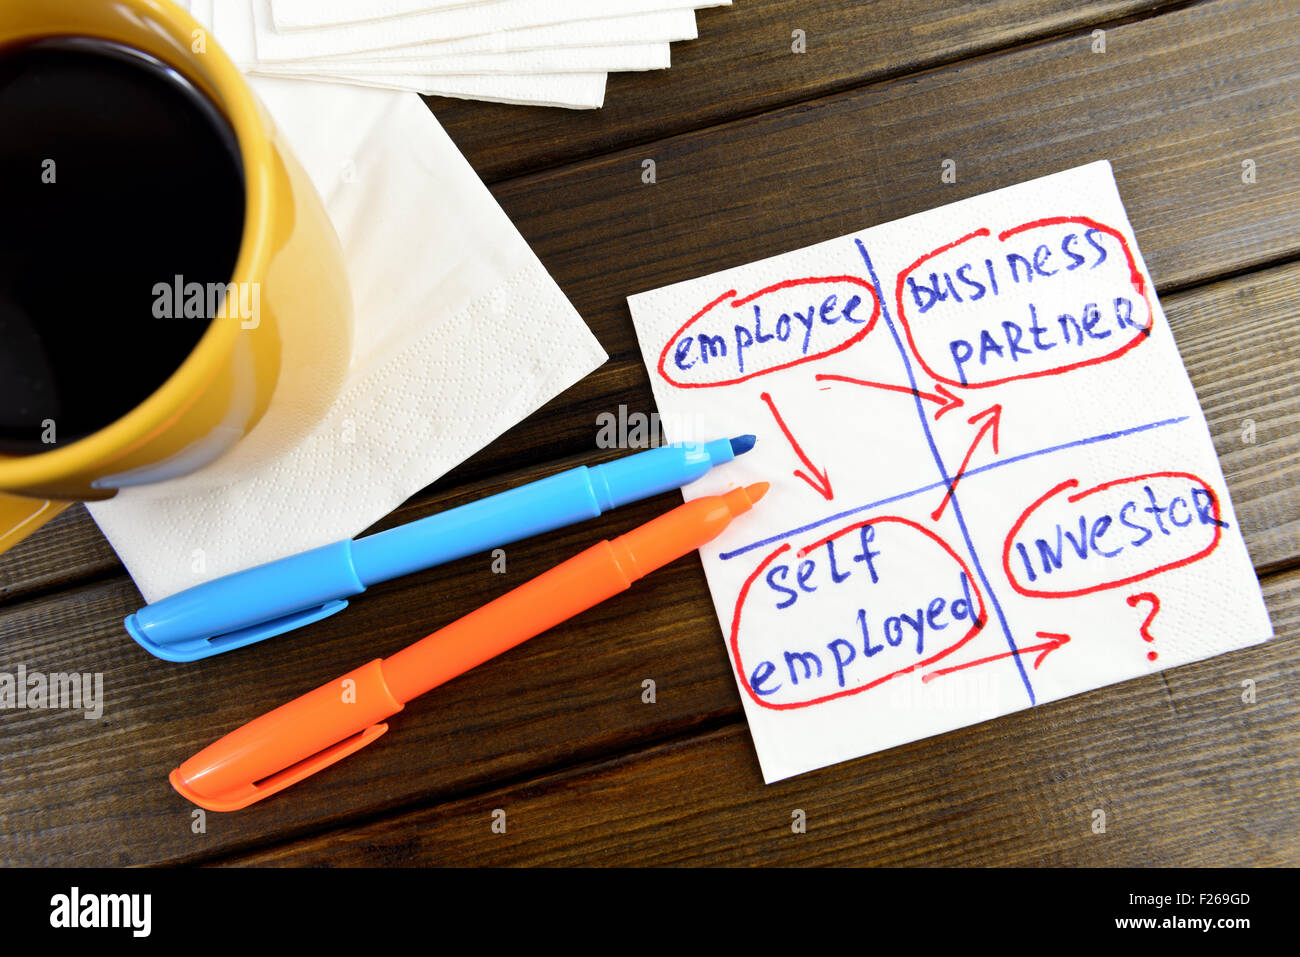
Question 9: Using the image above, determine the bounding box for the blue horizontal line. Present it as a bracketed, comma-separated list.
[718, 414, 1191, 561]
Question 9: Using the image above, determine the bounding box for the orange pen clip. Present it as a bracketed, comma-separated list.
[171, 482, 769, 811]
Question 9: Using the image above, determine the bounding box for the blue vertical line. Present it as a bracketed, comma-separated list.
[854, 238, 1036, 705]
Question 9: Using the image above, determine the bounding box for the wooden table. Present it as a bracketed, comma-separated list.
[2, 0, 1297, 867]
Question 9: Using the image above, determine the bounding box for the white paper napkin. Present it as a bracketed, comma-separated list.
[308, 10, 698, 60]
[259, 68, 609, 108]
[625, 161, 1272, 782]
[253, 43, 672, 77]
[87, 77, 607, 602]
[250, 0, 729, 61]
[209, 0, 610, 108]
[272, 0, 496, 31]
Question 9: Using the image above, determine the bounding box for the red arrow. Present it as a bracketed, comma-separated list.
[921, 631, 1070, 682]
[930, 404, 1002, 521]
[759, 391, 834, 500]
[815, 374, 965, 420]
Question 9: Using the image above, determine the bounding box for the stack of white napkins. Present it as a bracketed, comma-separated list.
[188, 0, 733, 109]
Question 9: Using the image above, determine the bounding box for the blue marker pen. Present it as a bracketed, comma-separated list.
[124, 436, 757, 661]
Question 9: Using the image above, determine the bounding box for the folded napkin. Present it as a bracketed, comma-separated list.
[306, 10, 699, 60]
[248, 0, 728, 61]
[87, 76, 607, 602]
[206, 0, 613, 108]
[199, 1, 723, 109]
[271, 0, 496, 31]
[262, 66, 610, 108]
[254, 42, 673, 78]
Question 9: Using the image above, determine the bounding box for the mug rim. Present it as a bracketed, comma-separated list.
[0, 0, 274, 491]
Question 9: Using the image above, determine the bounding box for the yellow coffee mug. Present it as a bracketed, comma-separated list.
[0, 0, 352, 553]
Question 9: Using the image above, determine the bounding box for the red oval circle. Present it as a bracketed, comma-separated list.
[1002, 471, 1224, 599]
[657, 275, 880, 389]
[729, 516, 987, 710]
[894, 216, 1154, 389]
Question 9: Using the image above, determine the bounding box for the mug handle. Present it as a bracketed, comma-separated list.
[0, 494, 70, 555]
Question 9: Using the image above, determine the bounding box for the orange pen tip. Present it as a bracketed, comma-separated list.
[721, 483, 767, 515]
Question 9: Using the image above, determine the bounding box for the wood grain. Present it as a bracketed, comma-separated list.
[1, 257, 1296, 865]
[0, 503, 117, 604]
[224, 563, 1299, 866]
[428, 0, 1189, 182]
[0, 0, 1295, 868]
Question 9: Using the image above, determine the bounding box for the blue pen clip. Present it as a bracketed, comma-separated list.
[122, 540, 367, 661]
[124, 599, 351, 662]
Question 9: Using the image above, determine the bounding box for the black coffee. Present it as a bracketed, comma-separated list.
[0, 37, 244, 454]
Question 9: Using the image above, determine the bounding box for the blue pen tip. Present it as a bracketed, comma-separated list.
[729, 434, 757, 456]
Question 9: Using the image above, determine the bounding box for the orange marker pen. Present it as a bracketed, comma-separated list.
[170, 482, 769, 811]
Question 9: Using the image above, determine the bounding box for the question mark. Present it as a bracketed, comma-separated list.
[1126, 592, 1161, 661]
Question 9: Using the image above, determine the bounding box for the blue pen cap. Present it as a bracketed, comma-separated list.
[124, 540, 367, 662]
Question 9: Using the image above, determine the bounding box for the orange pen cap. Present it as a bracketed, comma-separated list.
[170, 659, 402, 812]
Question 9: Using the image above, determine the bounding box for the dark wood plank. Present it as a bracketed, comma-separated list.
[1175, 266, 1300, 575]
[427, 0, 1189, 182]
[4, 0, 1298, 600]
[486, 0, 1300, 367]
[0, 503, 117, 603]
[1, 257, 1296, 865]
[224, 566, 1300, 867]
